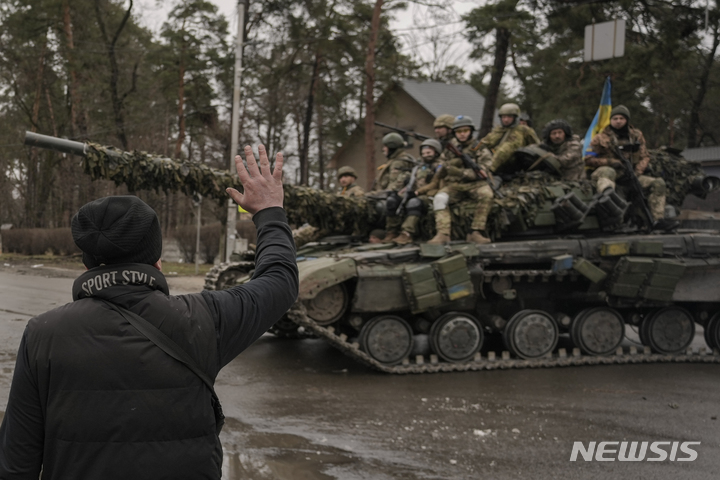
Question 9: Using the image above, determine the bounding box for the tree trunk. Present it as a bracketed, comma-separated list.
[687, 23, 720, 148]
[479, 27, 511, 138]
[300, 51, 321, 185]
[94, 0, 134, 150]
[317, 101, 325, 190]
[62, 0, 86, 136]
[364, 0, 384, 190]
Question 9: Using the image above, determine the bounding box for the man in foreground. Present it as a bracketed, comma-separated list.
[0, 145, 298, 479]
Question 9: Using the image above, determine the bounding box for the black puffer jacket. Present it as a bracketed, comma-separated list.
[0, 207, 298, 480]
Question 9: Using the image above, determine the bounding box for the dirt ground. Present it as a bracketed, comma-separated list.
[0, 266, 718, 479]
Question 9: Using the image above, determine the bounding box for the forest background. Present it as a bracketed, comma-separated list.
[1, 0, 720, 243]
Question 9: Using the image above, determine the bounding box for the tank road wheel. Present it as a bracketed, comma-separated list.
[704, 313, 720, 350]
[429, 312, 484, 363]
[302, 283, 349, 326]
[360, 316, 414, 365]
[640, 307, 695, 354]
[571, 307, 625, 356]
[503, 310, 559, 359]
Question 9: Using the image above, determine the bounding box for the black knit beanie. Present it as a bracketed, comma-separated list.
[71, 196, 162, 269]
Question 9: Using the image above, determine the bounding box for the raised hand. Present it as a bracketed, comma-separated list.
[226, 144, 284, 215]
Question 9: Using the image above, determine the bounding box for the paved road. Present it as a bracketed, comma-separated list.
[0, 269, 718, 479]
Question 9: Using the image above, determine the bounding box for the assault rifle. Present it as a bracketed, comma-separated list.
[614, 144, 654, 231]
[374, 122, 503, 198]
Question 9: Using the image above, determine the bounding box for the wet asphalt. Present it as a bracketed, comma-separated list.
[0, 268, 718, 480]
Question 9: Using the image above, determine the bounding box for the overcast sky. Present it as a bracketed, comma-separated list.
[134, 0, 483, 81]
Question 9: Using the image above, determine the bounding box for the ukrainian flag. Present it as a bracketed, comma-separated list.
[583, 77, 612, 154]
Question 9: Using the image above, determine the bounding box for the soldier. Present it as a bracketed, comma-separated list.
[337, 166, 365, 197]
[394, 138, 444, 245]
[519, 113, 533, 128]
[433, 114, 456, 142]
[427, 115, 494, 245]
[584, 105, 673, 228]
[538, 119, 585, 181]
[375, 132, 417, 241]
[479, 103, 541, 173]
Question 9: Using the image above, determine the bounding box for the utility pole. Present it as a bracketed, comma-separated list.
[225, 0, 246, 262]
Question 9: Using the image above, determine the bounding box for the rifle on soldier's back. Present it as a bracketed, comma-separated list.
[614, 144, 654, 231]
[374, 122, 503, 198]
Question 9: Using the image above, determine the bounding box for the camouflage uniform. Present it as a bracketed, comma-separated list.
[340, 183, 365, 197]
[585, 125, 666, 220]
[397, 156, 444, 237]
[481, 124, 540, 173]
[542, 134, 585, 181]
[431, 138, 494, 237]
[374, 148, 416, 234]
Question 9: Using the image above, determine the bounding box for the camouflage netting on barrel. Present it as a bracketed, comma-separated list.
[283, 186, 379, 235]
[83, 143, 241, 203]
[646, 148, 708, 206]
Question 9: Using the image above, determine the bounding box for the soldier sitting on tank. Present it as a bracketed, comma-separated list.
[392, 138, 445, 245]
[518, 112, 533, 129]
[477, 103, 540, 173]
[337, 166, 365, 197]
[374, 132, 417, 242]
[534, 119, 585, 181]
[584, 105, 675, 229]
[426, 115, 493, 245]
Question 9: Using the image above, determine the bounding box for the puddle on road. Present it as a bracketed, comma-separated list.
[221, 417, 353, 480]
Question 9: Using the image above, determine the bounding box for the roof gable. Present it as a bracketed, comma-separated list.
[401, 79, 485, 129]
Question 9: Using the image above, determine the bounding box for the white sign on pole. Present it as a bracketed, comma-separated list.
[584, 19, 626, 62]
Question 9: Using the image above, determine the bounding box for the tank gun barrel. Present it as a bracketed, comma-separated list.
[24, 131, 87, 156]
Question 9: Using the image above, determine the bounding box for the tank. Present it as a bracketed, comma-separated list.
[24, 132, 720, 373]
[278, 231, 720, 373]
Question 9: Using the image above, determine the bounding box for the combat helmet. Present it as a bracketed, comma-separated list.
[453, 115, 475, 130]
[419, 138, 442, 155]
[337, 166, 358, 179]
[498, 103, 521, 117]
[382, 132, 405, 150]
[542, 119, 573, 144]
[433, 114, 455, 129]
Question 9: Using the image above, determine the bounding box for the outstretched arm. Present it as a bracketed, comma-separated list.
[202, 145, 299, 367]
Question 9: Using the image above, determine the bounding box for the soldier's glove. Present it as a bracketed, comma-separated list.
[445, 166, 464, 177]
[462, 169, 477, 181]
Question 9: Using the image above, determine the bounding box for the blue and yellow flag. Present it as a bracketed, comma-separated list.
[583, 77, 612, 154]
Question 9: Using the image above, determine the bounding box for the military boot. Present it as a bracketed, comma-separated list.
[428, 209, 451, 244]
[382, 231, 399, 242]
[394, 231, 414, 245]
[428, 232, 450, 244]
[467, 230, 491, 245]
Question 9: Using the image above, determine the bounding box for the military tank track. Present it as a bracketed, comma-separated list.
[287, 302, 720, 374]
[203, 261, 256, 291]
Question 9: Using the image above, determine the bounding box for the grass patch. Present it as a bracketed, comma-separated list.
[0, 253, 212, 276]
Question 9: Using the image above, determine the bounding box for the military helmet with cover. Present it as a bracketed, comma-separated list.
[433, 114, 455, 129]
[382, 132, 405, 149]
[498, 103, 521, 117]
[453, 115, 475, 130]
[420, 138, 442, 155]
[337, 166, 358, 179]
[541, 119, 573, 144]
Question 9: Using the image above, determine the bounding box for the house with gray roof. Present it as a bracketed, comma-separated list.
[682, 146, 720, 178]
[330, 80, 486, 189]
